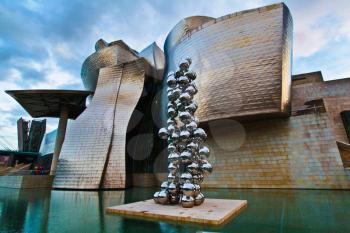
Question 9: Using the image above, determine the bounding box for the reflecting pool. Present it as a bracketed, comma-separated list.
[0, 187, 349, 233]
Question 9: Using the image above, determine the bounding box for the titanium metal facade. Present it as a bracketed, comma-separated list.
[81, 40, 139, 92]
[53, 3, 294, 189]
[162, 3, 293, 123]
[51, 3, 350, 190]
[53, 40, 164, 189]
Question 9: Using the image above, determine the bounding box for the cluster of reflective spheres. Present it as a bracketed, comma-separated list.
[154, 58, 213, 208]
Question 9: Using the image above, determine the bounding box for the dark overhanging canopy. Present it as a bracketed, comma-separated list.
[6, 89, 93, 175]
[5, 89, 93, 119]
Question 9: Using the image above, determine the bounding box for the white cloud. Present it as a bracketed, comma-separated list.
[0, 112, 18, 149]
[32, 56, 80, 89]
[155, 33, 167, 50]
[0, 68, 23, 111]
[53, 42, 79, 61]
[3, 0, 350, 146]
[288, 0, 350, 58]
[22, 0, 42, 12]
[294, 27, 328, 58]
[9, 54, 80, 89]
[0, 54, 80, 149]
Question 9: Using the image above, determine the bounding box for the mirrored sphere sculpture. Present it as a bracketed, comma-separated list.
[154, 58, 213, 208]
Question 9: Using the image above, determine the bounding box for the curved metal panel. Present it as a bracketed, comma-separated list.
[53, 65, 123, 189]
[163, 3, 293, 123]
[101, 59, 148, 189]
[164, 16, 214, 50]
[81, 40, 138, 92]
[139, 42, 165, 82]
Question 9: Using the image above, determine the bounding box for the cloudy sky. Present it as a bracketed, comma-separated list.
[1, 0, 350, 149]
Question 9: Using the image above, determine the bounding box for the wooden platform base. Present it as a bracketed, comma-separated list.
[106, 198, 247, 226]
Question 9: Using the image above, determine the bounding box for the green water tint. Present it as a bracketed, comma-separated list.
[0, 187, 349, 233]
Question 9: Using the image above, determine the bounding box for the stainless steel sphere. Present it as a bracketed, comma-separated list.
[185, 101, 198, 113]
[187, 162, 199, 175]
[172, 88, 181, 99]
[176, 141, 187, 152]
[158, 190, 169, 205]
[182, 182, 196, 196]
[167, 76, 177, 88]
[180, 172, 192, 184]
[190, 82, 198, 93]
[179, 130, 190, 141]
[180, 151, 192, 163]
[167, 107, 177, 118]
[168, 162, 178, 174]
[187, 142, 198, 152]
[153, 191, 160, 204]
[199, 146, 210, 158]
[175, 70, 183, 78]
[185, 71, 196, 80]
[167, 71, 175, 78]
[167, 118, 175, 126]
[193, 116, 199, 124]
[179, 93, 192, 103]
[192, 174, 201, 184]
[179, 111, 192, 123]
[201, 162, 213, 174]
[167, 173, 176, 182]
[168, 182, 178, 195]
[167, 91, 177, 101]
[194, 184, 201, 196]
[179, 58, 191, 71]
[178, 76, 190, 86]
[167, 124, 176, 134]
[171, 132, 180, 143]
[186, 121, 197, 132]
[193, 173, 204, 184]
[155, 60, 212, 208]
[158, 128, 168, 139]
[169, 194, 180, 204]
[167, 101, 176, 110]
[167, 143, 176, 153]
[176, 101, 186, 111]
[160, 181, 169, 190]
[194, 128, 207, 141]
[194, 193, 205, 206]
[181, 195, 195, 208]
[168, 153, 180, 164]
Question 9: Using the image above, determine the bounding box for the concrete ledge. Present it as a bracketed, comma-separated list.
[106, 198, 247, 226]
[0, 175, 54, 189]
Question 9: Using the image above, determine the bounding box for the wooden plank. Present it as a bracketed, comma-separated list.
[106, 198, 247, 226]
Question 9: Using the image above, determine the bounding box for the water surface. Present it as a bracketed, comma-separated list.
[0, 187, 349, 233]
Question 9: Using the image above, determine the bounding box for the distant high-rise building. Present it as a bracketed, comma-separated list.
[17, 117, 29, 151]
[28, 119, 46, 152]
[17, 118, 46, 152]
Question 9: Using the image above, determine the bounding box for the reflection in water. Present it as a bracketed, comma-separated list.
[0, 189, 51, 233]
[0, 188, 349, 233]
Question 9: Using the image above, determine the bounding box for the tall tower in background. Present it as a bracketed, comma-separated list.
[17, 118, 46, 152]
[17, 118, 29, 151]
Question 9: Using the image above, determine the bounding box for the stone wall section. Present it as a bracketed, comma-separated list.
[203, 113, 350, 189]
